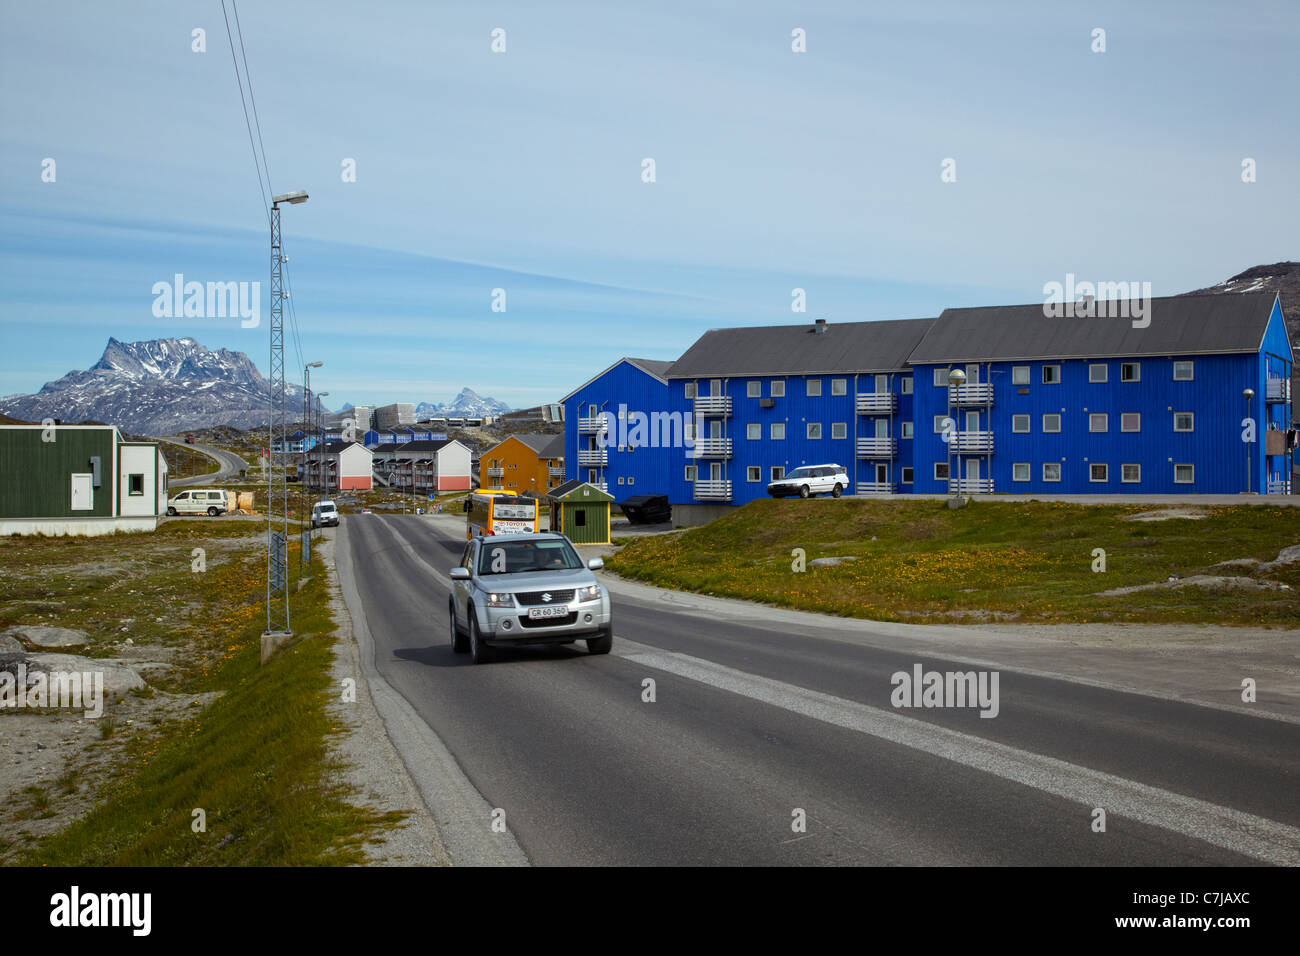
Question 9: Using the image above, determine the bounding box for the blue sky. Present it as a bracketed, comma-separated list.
[2, 0, 1297, 409]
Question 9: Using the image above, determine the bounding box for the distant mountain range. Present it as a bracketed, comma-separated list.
[416, 388, 511, 420]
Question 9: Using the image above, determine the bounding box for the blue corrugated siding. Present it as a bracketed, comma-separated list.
[562, 361, 672, 498]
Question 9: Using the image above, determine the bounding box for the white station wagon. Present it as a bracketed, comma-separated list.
[166, 489, 228, 516]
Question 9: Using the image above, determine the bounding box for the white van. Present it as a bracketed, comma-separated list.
[312, 500, 339, 528]
[167, 489, 229, 516]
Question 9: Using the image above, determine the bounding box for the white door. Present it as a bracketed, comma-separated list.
[966, 459, 980, 486]
[875, 418, 889, 438]
[710, 462, 722, 481]
[875, 464, 888, 484]
[966, 411, 980, 432]
[965, 364, 980, 384]
[875, 374, 888, 393]
[70, 473, 93, 510]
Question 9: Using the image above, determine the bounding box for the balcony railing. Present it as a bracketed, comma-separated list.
[1266, 478, 1291, 495]
[578, 416, 606, 434]
[855, 481, 896, 495]
[855, 437, 897, 458]
[948, 477, 995, 494]
[548, 466, 565, 477]
[948, 383, 995, 406]
[577, 449, 608, 466]
[694, 395, 732, 417]
[693, 479, 732, 500]
[691, 437, 733, 458]
[855, 392, 896, 415]
[947, 430, 995, 453]
[1266, 378, 1291, 402]
[486, 467, 504, 477]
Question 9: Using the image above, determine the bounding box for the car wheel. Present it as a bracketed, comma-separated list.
[207, 507, 219, 516]
[166, 507, 177, 516]
[468, 609, 495, 664]
[799, 485, 810, 499]
[586, 628, 613, 655]
[449, 601, 468, 653]
[832, 483, 843, 498]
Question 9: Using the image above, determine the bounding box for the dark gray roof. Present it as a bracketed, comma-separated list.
[511, 433, 563, 455]
[667, 318, 936, 377]
[546, 479, 614, 501]
[626, 357, 675, 379]
[322, 440, 368, 454]
[910, 291, 1279, 364]
[535, 434, 564, 458]
[381, 439, 453, 454]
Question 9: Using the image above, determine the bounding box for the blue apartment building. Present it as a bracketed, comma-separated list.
[562, 292, 1294, 524]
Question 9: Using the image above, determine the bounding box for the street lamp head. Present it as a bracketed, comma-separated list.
[272, 190, 309, 206]
[1243, 388, 1254, 399]
[947, 368, 967, 386]
[306, 361, 323, 370]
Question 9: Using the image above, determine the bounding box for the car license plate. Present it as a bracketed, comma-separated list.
[527, 606, 568, 620]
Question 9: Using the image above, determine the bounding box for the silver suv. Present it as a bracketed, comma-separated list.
[448, 532, 613, 664]
[767, 463, 850, 499]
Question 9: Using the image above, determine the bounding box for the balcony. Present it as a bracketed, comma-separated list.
[948, 477, 995, 494]
[948, 383, 995, 406]
[1266, 378, 1291, 402]
[578, 416, 606, 434]
[577, 449, 607, 466]
[486, 467, 504, 478]
[691, 437, 733, 459]
[693, 479, 732, 500]
[855, 392, 896, 415]
[1266, 478, 1291, 494]
[947, 430, 994, 453]
[548, 466, 565, 478]
[856, 437, 897, 458]
[694, 395, 732, 417]
[855, 481, 896, 495]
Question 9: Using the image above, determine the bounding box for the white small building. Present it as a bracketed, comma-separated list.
[373, 438, 472, 492]
[302, 440, 374, 492]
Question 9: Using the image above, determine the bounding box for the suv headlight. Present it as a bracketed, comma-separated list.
[577, 584, 601, 602]
[485, 592, 515, 607]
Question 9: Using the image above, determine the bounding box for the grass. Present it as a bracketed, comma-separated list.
[605, 498, 1300, 626]
[6, 524, 404, 865]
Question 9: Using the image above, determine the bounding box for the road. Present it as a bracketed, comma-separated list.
[337, 513, 1300, 866]
[160, 437, 249, 486]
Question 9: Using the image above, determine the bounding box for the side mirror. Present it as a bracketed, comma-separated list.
[450, 567, 470, 580]
[587, 557, 604, 570]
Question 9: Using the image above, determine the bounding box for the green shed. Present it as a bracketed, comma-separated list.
[546, 479, 614, 545]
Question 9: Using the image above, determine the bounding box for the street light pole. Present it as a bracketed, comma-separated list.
[266, 190, 308, 639]
[300, 362, 322, 563]
[316, 392, 329, 502]
[947, 368, 966, 498]
[1244, 387, 1255, 493]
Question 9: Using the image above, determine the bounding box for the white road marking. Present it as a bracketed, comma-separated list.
[615, 639, 1300, 866]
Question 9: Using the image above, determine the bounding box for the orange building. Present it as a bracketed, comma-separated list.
[480, 433, 565, 496]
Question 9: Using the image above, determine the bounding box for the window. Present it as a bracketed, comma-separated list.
[1012, 463, 1030, 482]
[1012, 366, 1030, 385]
[901, 467, 913, 483]
[747, 466, 761, 482]
[807, 422, 822, 439]
[1121, 413, 1140, 432]
[575, 510, 587, 527]
[1174, 463, 1194, 484]
[1173, 360, 1194, 381]
[709, 379, 723, 396]
[1089, 413, 1108, 433]
[1042, 414, 1061, 433]
[933, 368, 949, 387]
[770, 380, 785, 397]
[1122, 463, 1141, 483]
[128, 474, 144, 496]
[747, 380, 761, 398]
[934, 462, 950, 480]
[1042, 365, 1061, 384]
[831, 379, 847, 396]
[806, 378, 822, 396]
[831, 422, 847, 439]
[771, 466, 785, 481]
[1090, 463, 1109, 482]
[617, 476, 625, 485]
[771, 423, 785, 440]
[747, 423, 761, 440]
[684, 421, 695, 441]
[933, 415, 949, 433]
[684, 382, 696, 399]
[901, 377, 913, 394]
[1043, 462, 1061, 482]
[1121, 362, 1140, 382]
[1174, 412, 1194, 432]
[1012, 414, 1030, 434]
[627, 476, 635, 485]
[901, 421, 914, 438]
[1089, 364, 1108, 383]
[684, 465, 697, 481]
[617, 445, 625, 453]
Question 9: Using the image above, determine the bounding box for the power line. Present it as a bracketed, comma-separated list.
[230, 0, 275, 201]
[219, 0, 269, 224]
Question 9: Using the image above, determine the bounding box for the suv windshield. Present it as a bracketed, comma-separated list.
[477, 538, 583, 575]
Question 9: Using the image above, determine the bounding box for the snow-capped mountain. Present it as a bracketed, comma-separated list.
[416, 387, 511, 419]
[0, 337, 321, 435]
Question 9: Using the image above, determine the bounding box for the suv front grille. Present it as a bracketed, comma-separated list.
[515, 589, 576, 606]
[518, 612, 578, 628]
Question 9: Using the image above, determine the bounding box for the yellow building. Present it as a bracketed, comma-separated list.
[480, 433, 565, 496]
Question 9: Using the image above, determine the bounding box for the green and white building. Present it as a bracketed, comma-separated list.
[0, 424, 169, 535]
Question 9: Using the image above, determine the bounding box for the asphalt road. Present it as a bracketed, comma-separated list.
[339, 513, 1300, 866]
[160, 437, 249, 485]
